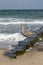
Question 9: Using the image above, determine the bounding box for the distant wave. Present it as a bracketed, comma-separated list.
[0, 18, 43, 25]
[0, 21, 43, 25]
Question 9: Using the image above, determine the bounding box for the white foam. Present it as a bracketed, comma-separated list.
[0, 18, 43, 25]
[0, 21, 43, 25]
[0, 33, 26, 42]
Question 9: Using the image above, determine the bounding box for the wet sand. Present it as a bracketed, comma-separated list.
[0, 48, 43, 65]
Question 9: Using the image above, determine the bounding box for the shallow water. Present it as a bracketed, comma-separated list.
[0, 10, 43, 45]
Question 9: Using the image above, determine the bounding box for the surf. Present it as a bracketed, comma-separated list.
[0, 33, 26, 42]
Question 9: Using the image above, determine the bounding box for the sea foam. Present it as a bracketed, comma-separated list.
[0, 33, 26, 42]
[0, 18, 43, 25]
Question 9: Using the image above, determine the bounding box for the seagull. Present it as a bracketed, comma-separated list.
[21, 24, 35, 37]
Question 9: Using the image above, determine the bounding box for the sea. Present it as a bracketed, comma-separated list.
[0, 10, 43, 48]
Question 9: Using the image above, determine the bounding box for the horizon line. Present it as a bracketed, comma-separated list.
[0, 9, 43, 10]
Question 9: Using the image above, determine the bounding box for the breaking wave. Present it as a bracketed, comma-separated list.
[0, 33, 26, 42]
[0, 18, 43, 25]
[0, 21, 43, 25]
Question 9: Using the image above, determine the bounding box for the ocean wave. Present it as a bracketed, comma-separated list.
[0, 33, 26, 42]
[0, 18, 43, 25]
[0, 21, 43, 25]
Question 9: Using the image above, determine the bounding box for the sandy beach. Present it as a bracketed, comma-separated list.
[0, 48, 43, 65]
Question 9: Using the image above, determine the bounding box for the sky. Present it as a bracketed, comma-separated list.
[0, 0, 43, 9]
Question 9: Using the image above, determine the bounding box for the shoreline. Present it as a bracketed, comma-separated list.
[0, 47, 43, 65]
